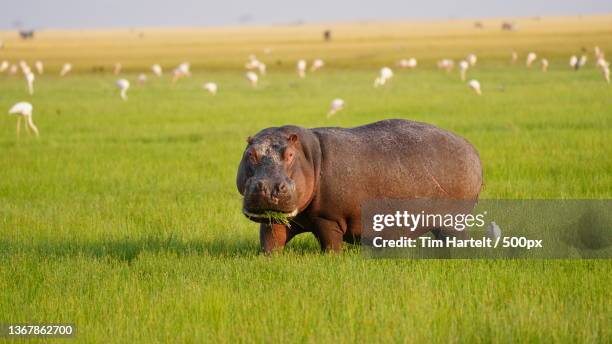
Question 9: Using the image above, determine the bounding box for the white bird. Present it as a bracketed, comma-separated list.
[297, 59, 307, 78]
[468, 79, 482, 95]
[203, 82, 218, 95]
[246, 71, 258, 87]
[541, 58, 549, 72]
[398, 58, 417, 69]
[8, 101, 38, 137]
[19, 61, 31, 74]
[437, 59, 454, 72]
[526, 52, 537, 67]
[25, 72, 35, 95]
[258, 62, 267, 75]
[151, 64, 163, 77]
[60, 63, 72, 76]
[380, 67, 393, 80]
[35, 60, 43, 75]
[459, 60, 469, 81]
[596, 57, 609, 70]
[594, 46, 603, 59]
[467, 53, 477, 67]
[172, 62, 191, 83]
[113, 62, 122, 75]
[137, 73, 148, 84]
[245, 55, 266, 75]
[486, 222, 502, 240]
[116, 79, 130, 101]
[245, 55, 261, 70]
[569, 55, 578, 69]
[327, 98, 344, 117]
[374, 67, 394, 87]
[601, 65, 610, 84]
[511, 51, 518, 64]
[0, 60, 8, 72]
[310, 59, 325, 72]
[578, 55, 587, 68]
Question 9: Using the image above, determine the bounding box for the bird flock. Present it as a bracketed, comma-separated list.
[2, 44, 610, 138]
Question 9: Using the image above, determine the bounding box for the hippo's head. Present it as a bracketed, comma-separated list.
[237, 126, 318, 224]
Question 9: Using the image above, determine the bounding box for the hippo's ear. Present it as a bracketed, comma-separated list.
[246, 136, 254, 145]
[287, 134, 298, 144]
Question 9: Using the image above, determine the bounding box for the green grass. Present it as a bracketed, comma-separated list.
[1, 17, 612, 343]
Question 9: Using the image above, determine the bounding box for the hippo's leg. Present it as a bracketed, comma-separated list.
[312, 218, 344, 252]
[260, 223, 295, 254]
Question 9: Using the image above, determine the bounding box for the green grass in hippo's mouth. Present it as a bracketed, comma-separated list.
[263, 211, 292, 227]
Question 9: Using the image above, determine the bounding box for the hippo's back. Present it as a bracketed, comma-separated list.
[312, 119, 482, 201]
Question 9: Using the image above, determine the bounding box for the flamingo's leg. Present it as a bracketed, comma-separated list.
[26, 116, 39, 137]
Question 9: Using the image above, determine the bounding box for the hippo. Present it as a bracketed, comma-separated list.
[236, 119, 482, 253]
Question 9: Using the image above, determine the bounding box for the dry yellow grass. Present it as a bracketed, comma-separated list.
[1, 14, 611, 71]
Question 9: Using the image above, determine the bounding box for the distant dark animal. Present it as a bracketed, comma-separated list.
[323, 30, 332, 42]
[19, 30, 35, 40]
[501, 22, 514, 31]
[237, 119, 483, 252]
[474, 21, 483, 29]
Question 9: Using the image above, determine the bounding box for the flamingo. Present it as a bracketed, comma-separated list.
[246, 71, 258, 87]
[596, 57, 609, 70]
[8, 101, 39, 137]
[172, 62, 191, 83]
[35, 60, 43, 75]
[594, 46, 602, 59]
[578, 55, 587, 68]
[468, 79, 482, 95]
[203, 82, 218, 95]
[0, 60, 8, 72]
[245, 55, 266, 74]
[487, 222, 502, 240]
[116, 79, 130, 100]
[437, 59, 454, 72]
[25, 72, 35, 95]
[137, 73, 147, 84]
[60, 63, 72, 76]
[569, 55, 578, 69]
[151, 64, 163, 77]
[374, 67, 394, 87]
[511, 51, 518, 64]
[526, 52, 537, 67]
[459, 60, 469, 81]
[398, 58, 417, 69]
[258, 62, 267, 75]
[245, 55, 261, 70]
[603, 66, 610, 84]
[467, 53, 477, 67]
[541, 58, 549, 72]
[327, 98, 344, 117]
[310, 59, 325, 72]
[297, 59, 307, 78]
[19, 61, 31, 74]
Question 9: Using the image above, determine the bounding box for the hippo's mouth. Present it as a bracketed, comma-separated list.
[242, 208, 299, 224]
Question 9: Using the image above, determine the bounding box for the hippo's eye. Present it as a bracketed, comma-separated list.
[283, 148, 294, 164]
[248, 149, 258, 164]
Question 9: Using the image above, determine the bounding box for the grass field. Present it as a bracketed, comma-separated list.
[1, 15, 611, 343]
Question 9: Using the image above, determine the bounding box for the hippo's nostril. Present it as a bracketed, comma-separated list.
[277, 182, 288, 194]
[256, 180, 265, 191]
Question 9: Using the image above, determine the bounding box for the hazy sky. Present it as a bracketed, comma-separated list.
[3, 0, 612, 29]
